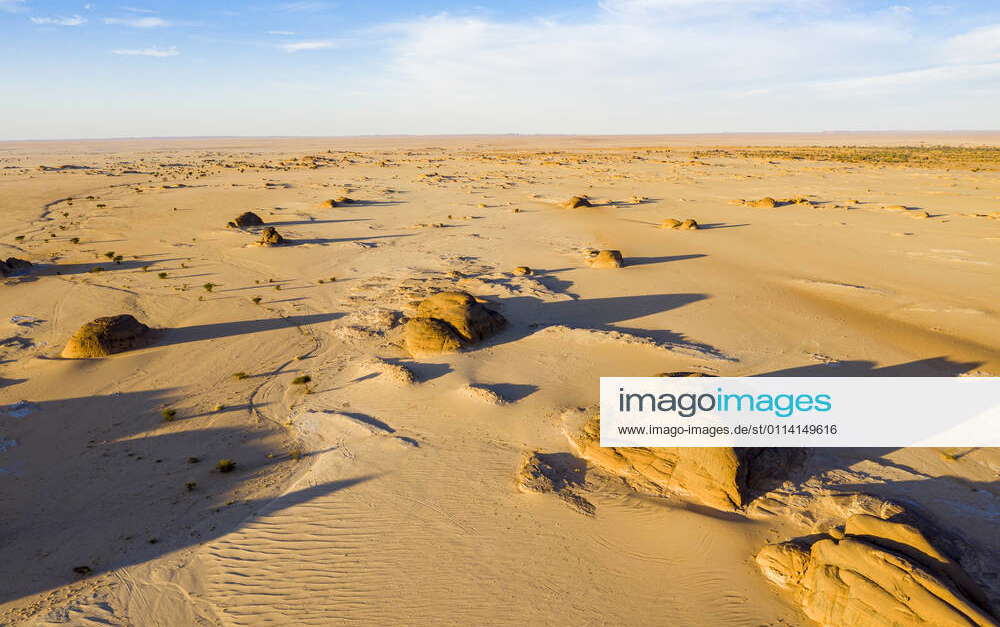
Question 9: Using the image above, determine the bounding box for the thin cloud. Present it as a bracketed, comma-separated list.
[112, 45, 179, 56]
[280, 40, 335, 52]
[104, 16, 170, 27]
[30, 15, 87, 25]
[120, 5, 157, 13]
[268, 30, 297, 35]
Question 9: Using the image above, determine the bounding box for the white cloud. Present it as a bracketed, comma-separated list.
[104, 16, 170, 27]
[280, 39, 335, 52]
[30, 14, 87, 25]
[120, 5, 157, 13]
[112, 45, 178, 56]
[945, 24, 1000, 63]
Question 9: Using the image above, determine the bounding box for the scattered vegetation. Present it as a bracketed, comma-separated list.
[157, 272, 168, 279]
[161, 408, 177, 421]
[202, 282, 216, 292]
[216, 459, 236, 473]
[694, 145, 1000, 171]
[291, 375, 312, 385]
[232, 372, 248, 380]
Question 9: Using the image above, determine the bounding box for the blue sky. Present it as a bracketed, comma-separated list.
[2, 1, 999, 139]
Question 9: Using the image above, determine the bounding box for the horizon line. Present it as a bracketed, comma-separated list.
[4, 129, 1000, 144]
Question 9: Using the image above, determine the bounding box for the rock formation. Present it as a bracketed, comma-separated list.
[747, 197, 778, 208]
[0, 257, 32, 278]
[566, 413, 803, 511]
[562, 195, 592, 208]
[586, 250, 624, 268]
[660, 218, 699, 230]
[61, 314, 151, 358]
[756, 512, 998, 627]
[403, 291, 507, 356]
[232, 211, 264, 228]
[258, 227, 285, 246]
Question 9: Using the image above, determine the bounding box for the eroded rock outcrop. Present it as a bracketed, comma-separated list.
[586, 250, 624, 268]
[0, 257, 32, 278]
[517, 451, 594, 516]
[660, 218, 699, 230]
[258, 226, 285, 246]
[403, 291, 506, 356]
[61, 314, 151, 358]
[756, 512, 998, 627]
[562, 195, 592, 209]
[565, 413, 803, 511]
[231, 211, 264, 228]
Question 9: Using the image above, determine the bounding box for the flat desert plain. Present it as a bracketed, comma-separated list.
[1, 133, 999, 626]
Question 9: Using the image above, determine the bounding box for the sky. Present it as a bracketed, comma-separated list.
[1, 0, 999, 139]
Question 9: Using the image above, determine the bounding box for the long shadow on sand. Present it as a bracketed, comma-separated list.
[626, 254, 706, 267]
[0, 387, 377, 605]
[267, 218, 372, 227]
[481, 292, 730, 359]
[35, 258, 182, 276]
[154, 313, 343, 347]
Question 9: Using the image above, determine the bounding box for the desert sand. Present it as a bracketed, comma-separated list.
[1, 134, 999, 626]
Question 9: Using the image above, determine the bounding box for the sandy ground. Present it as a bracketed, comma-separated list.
[1, 134, 998, 626]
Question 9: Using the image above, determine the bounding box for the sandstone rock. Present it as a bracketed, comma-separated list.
[460, 383, 506, 406]
[756, 518, 998, 627]
[258, 227, 285, 246]
[661, 218, 699, 230]
[566, 414, 802, 511]
[562, 195, 592, 208]
[415, 291, 506, 344]
[586, 250, 624, 268]
[517, 451, 594, 516]
[321, 199, 338, 208]
[513, 266, 532, 276]
[0, 257, 32, 278]
[335, 196, 354, 204]
[403, 317, 464, 355]
[232, 211, 264, 228]
[748, 197, 778, 208]
[62, 314, 151, 358]
[403, 292, 507, 356]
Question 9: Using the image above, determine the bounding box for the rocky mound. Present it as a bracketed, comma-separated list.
[231, 211, 264, 228]
[586, 250, 624, 268]
[562, 196, 592, 209]
[61, 314, 151, 358]
[0, 257, 32, 278]
[747, 197, 778, 208]
[660, 218, 699, 230]
[258, 227, 285, 246]
[403, 291, 507, 356]
[756, 512, 997, 627]
[517, 451, 594, 516]
[321, 199, 339, 208]
[567, 414, 803, 511]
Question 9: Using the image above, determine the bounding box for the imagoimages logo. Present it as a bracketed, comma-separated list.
[599, 377, 1000, 448]
[617, 386, 832, 418]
